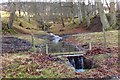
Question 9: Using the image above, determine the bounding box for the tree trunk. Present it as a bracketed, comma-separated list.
[116, 0, 120, 12]
[97, 1, 110, 51]
[78, 2, 83, 24]
[71, 2, 75, 24]
[27, 12, 30, 23]
[81, 2, 86, 19]
[43, 4, 47, 31]
[34, 2, 39, 22]
[52, 13, 56, 24]
[92, 3, 96, 16]
[7, 3, 16, 28]
[110, 2, 116, 28]
[86, 1, 91, 27]
[105, 0, 110, 12]
[97, 2, 110, 29]
[0, 16, 2, 32]
[18, 9, 21, 17]
[59, 1, 65, 27]
[94, 2, 98, 15]
[18, 2, 22, 17]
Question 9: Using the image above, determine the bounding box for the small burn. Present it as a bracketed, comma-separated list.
[67, 55, 93, 72]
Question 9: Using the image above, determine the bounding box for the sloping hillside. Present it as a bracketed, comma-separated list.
[2, 17, 46, 35]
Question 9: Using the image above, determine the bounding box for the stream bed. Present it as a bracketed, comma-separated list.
[36, 33, 89, 53]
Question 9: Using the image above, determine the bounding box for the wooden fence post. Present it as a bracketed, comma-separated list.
[31, 34, 36, 52]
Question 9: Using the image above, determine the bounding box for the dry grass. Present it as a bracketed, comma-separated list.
[74, 30, 118, 47]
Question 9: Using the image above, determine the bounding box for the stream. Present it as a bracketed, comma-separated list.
[2, 33, 90, 72]
[49, 33, 85, 72]
[37, 32, 90, 72]
[2, 33, 119, 78]
[67, 55, 85, 72]
[48, 33, 63, 44]
[37, 32, 82, 53]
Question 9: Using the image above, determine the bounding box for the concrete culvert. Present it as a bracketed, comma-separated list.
[67, 55, 94, 72]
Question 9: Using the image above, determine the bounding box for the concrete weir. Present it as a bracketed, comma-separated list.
[55, 53, 93, 73]
[62, 54, 84, 57]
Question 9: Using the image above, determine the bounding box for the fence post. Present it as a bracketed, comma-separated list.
[46, 43, 48, 54]
[89, 42, 92, 50]
[31, 34, 36, 52]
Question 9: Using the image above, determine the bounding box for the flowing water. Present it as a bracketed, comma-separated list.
[37, 33, 87, 72]
[76, 57, 85, 72]
[48, 33, 62, 44]
[37, 33, 79, 53]
[67, 55, 85, 72]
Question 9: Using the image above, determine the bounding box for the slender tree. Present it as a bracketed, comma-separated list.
[116, 0, 120, 12]
[70, 2, 75, 24]
[43, 2, 47, 31]
[78, 1, 83, 24]
[91, 0, 96, 16]
[18, 1, 22, 17]
[97, 0, 110, 51]
[105, 0, 110, 12]
[110, 1, 116, 28]
[97, 1, 110, 29]
[81, 2, 86, 19]
[59, 0, 65, 27]
[7, 2, 16, 28]
[86, 0, 91, 27]
[94, 1, 98, 15]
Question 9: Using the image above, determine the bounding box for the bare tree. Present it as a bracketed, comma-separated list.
[78, 1, 83, 24]
[105, 0, 110, 12]
[70, 2, 75, 24]
[97, 0, 110, 50]
[7, 2, 16, 28]
[97, 1, 110, 29]
[43, 2, 47, 31]
[86, 0, 91, 27]
[59, 0, 65, 27]
[81, 2, 86, 19]
[94, 1, 98, 15]
[116, 0, 120, 13]
[17, 2, 22, 17]
[110, 1, 116, 28]
[91, 0, 96, 16]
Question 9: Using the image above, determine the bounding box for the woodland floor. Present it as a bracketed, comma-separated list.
[1, 50, 119, 78]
